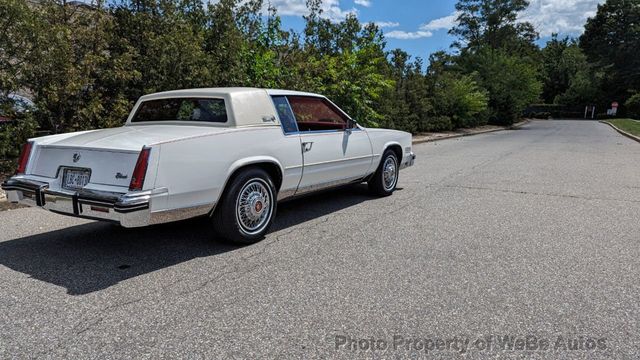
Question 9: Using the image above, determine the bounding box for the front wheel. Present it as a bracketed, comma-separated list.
[368, 150, 399, 196]
[211, 167, 277, 244]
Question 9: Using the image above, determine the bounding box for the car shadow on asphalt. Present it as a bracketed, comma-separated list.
[0, 184, 374, 295]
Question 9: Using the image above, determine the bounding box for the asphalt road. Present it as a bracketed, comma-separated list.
[1, 120, 639, 359]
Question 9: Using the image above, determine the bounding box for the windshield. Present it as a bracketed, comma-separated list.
[131, 98, 228, 123]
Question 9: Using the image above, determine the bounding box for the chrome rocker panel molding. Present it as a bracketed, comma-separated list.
[1, 178, 212, 228]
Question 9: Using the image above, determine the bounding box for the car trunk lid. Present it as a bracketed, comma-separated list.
[30, 146, 140, 189]
[39, 125, 229, 151]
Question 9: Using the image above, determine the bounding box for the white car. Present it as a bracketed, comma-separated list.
[2, 88, 415, 243]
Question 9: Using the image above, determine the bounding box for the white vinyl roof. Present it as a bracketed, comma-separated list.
[128, 88, 329, 128]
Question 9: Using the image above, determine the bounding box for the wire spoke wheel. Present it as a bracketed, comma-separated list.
[382, 156, 398, 191]
[235, 178, 273, 236]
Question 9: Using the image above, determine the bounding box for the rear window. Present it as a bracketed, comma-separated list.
[131, 98, 228, 123]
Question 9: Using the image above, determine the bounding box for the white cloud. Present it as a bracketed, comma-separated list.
[385, 30, 433, 40]
[374, 21, 400, 28]
[354, 0, 372, 7]
[384, 12, 456, 40]
[268, 0, 357, 21]
[519, 0, 604, 37]
[384, 1, 604, 41]
[414, 2, 603, 38]
[420, 11, 460, 31]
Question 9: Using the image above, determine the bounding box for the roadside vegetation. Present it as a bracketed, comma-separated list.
[607, 119, 640, 137]
[0, 0, 639, 173]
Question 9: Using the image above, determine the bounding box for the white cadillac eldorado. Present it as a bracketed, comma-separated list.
[2, 88, 415, 243]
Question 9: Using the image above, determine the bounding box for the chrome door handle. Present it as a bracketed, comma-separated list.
[302, 142, 313, 152]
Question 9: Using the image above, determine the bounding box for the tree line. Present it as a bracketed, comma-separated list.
[1, 0, 639, 168]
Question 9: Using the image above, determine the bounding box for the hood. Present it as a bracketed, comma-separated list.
[363, 128, 411, 136]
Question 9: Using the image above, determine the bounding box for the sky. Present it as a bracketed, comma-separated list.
[264, 0, 606, 60]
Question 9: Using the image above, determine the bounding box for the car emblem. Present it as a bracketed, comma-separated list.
[72, 153, 81, 163]
[115, 172, 128, 179]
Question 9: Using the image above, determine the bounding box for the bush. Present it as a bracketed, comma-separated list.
[624, 93, 640, 119]
[423, 116, 453, 132]
[432, 73, 489, 129]
[555, 111, 586, 119]
[0, 116, 37, 174]
[523, 104, 587, 119]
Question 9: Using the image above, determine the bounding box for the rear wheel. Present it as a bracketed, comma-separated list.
[368, 149, 399, 196]
[211, 167, 277, 244]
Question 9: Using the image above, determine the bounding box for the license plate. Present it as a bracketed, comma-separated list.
[62, 168, 91, 190]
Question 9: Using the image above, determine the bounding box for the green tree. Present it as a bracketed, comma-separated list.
[23, 0, 139, 131]
[377, 49, 431, 133]
[555, 67, 603, 107]
[450, 0, 541, 124]
[580, 0, 640, 104]
[450, 0, 538, 56]
[0, 0, 39, 170]
[0, 0, 40, 96]
[112, 0, 210, 94]
[540, 35, 588, 104]
[462, 48, 541, 125]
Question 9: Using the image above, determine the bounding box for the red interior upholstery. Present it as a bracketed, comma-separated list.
[297, 121, 346, 132]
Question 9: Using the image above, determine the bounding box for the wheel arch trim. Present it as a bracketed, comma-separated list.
[211, 156, 284, 213]
[377, 141, 403, 168]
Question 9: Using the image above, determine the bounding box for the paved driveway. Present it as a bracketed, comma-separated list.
[0, 120, 639, 358]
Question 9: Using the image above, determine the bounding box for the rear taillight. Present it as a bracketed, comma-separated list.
[129, 147, 151, 191]
[16, 142, 33, 174]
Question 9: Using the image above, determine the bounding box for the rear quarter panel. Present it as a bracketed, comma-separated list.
[153, 126, 302, 211]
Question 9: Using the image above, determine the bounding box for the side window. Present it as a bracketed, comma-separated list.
[271, 96, 298, 134]
[287, 96, 349, 132]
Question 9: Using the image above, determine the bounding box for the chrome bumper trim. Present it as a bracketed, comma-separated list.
[2, 178, 213, 227]
[2, 178, 48, 206]
[400, 152, 416, 170]
[2, 178, 152, 227]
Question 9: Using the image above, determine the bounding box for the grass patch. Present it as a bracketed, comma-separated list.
[607, 119, 640, 137]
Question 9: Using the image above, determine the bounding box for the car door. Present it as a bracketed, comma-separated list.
[286, 96, 373, 194]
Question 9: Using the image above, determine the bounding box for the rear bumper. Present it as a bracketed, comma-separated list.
[2, 178, 152, 227]
[400, 152, 416, 170]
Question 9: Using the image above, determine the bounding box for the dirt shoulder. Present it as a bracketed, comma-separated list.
[0, 173, 25, 211]
[413, 120, 529, 144]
